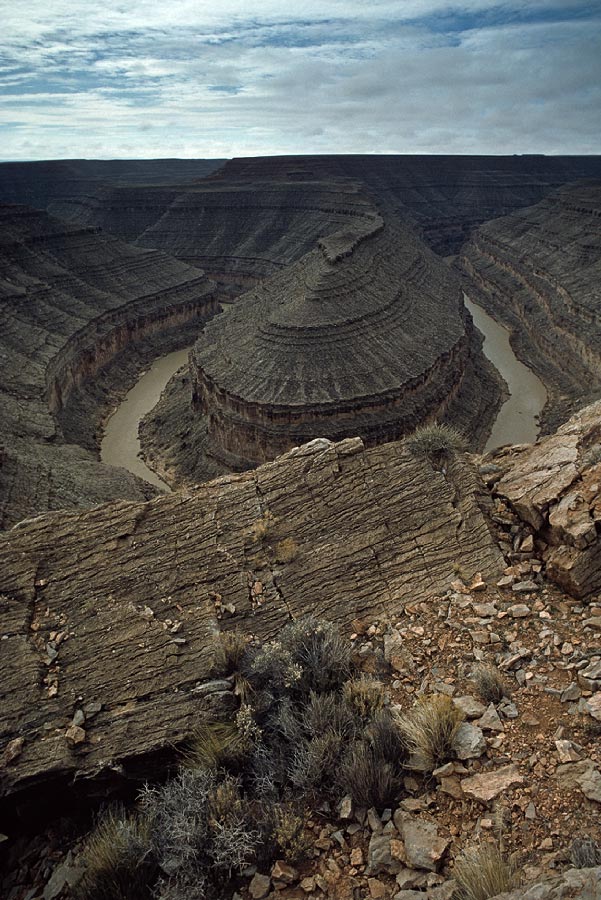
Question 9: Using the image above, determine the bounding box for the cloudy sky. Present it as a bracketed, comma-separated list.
[2, 1, 600, 160]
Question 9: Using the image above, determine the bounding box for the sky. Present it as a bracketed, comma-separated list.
[2, 1, 600, 160]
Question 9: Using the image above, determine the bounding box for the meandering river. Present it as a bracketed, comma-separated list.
[99, 297, 547, 488]
[100, 348, 190, 492]
[464, 294, 547, 451]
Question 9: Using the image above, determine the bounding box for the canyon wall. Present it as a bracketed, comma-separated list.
[0, 436, 503, 804]
[45, 155, 601, 260]
[186, 208, 502, 472]
[458, 182, 601, 431]
[0, 204, 218, 527]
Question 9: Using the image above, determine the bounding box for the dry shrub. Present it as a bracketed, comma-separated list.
[406, 423, 467, 464]
[343, 676, 386, 722]
[472, 664, 509, 704]
[396, 694, 464, 772]
[274, 537, 299, 563]
[183, 720, 246, 771]
[251, 511, 277, 541]
[338, 739, 403, 810]
[570, 837, 601, 868]
[280, 616, 352, 695]
[453, 842, 517, 900]
[73, 808, 155, 900]
[206, 776, 260, 874]
[272, 805, 311, 863]
[212, 630, 250, 676]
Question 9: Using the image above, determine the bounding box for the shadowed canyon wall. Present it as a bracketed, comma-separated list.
[458, 182, 601, 431]
[0, 204, 218, 527]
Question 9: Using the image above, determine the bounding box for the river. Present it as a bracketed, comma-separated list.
[464, 294, 547, 451]
[99, 298, 546, 488]
[100, 348, 191, 492]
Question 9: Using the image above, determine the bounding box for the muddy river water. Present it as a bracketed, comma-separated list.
[100, 297, 547, 488]
[100, 348, 190, 492]
[463, 294, 547, 451]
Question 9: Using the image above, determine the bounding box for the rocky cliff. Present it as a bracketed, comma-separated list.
[458, 182, 601, 431]
[186, 212, 501, 472]
[0, 436, 503, 803]
[0, 159, 225, 211]
[44, 155, 601, 262]
[0, 205, 219, 528]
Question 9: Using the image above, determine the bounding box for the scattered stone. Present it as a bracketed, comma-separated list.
[555, 739, 582, 763]
[393, 814, 450, 872]
[560, 683, 581, 702]
[469, 573, 487, 592]
[72, 708, 85, 728]
[271, 860, 298, 884]
[577, 767, 601, 803]
[350, 848, 364, 867]
[338, 794, 353, 820]
[65, 725, 86, 745]
[249, 873, 271, 899]
[585, 692, 601, 721]
[475, 704, 504, 732]
[508, 603, 530, 618]
[453, 696, 486, 719]
[43, 855, 85, 900]
[1, 736, 24, 766]
[512, 580, 539, 593]
[367, 877, 389, 899]
[461, 765, 524, 803]
[453, 723, 486, 760]
[368, 833, 401, 875]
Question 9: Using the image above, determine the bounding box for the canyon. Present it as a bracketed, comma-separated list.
[1, 156, 601, 899]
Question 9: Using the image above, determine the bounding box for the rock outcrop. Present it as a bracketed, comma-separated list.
[0, 205, 219, 527]
[458, 182, 601, 431]
[187, 211, 500, 470]
[489, 399, 601, 598]
[0, 158, 225, 211]
[47, 155, 601, 262]
[0, 437, 503, 803]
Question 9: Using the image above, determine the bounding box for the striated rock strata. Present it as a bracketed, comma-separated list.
[188, 210, 500, 470]
[47, 155, 601, 262]
[0, 204, 219, 527]
[458, 183, 601, 431]
[0, 436, 503, 804]
[490, 399, 601, 599]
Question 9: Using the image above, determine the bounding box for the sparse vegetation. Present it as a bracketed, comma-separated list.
[183, 720, 247, 771]
[343, 676, 386, 722]
[250, 510, 277, 541]
[211, 630, 249, 676]
[453, 842, 517, 900]
[274, 537, 299, 563]
[406, 422, 467, 466]
[570, 837, 601, 868]
[472, 664, 509, 704]
[73, 808, 156, 900]
[396, 693, 464, 772]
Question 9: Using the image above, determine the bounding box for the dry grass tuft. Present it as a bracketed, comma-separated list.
[212, 630, 250, 676]
[183, 720, 245, 771]
[406, 423, 467, 465]
[453, 842, 518, 900]
[570, 837, 601, 868]
[396, 694, 464, 772]
[272, 805, 311, 863]
[472, 664, 509, 704]
[343, 677, 386, 722]
[274, 537, 299, 563]
[73, 808, 155, 900]
[251, 511, 277, 541]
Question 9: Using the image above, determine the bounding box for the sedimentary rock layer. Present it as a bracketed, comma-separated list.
[491, 399, 601, 599]
[0, 158, 225, 210]
[50, 178, 378, 294]
[458, 183, 601, 431]
[0, 204, 218, 527]
[0, 436, 503, 802]
[44, 156, 601, 264]
[189, 210, 498, 469]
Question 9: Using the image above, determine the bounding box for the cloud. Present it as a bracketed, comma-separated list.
[1, 1, 600, 158]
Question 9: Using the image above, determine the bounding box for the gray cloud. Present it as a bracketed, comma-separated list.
[1, 1, 600, 159]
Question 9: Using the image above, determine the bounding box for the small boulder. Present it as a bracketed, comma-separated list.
[453, 723, 485, 760]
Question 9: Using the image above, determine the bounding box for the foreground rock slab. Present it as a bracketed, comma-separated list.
[0, 437, 502, 802]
